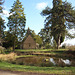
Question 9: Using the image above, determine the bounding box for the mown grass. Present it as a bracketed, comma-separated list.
[0, 61, 75, 75]
[15, 55, 36, 58]
[15, 49, 52, 52]
[15, 49, 71, 59]
[15, 49, 68, 52]
[0, 49, 75, 75]
[15, 49, 69, 56]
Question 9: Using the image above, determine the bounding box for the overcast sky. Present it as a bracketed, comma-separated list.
[2, 0, 75, 45]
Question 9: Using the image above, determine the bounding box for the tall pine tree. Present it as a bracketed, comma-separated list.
[0, 0, 4, 13]
[0, 16, 5, 37]
[0, 0, 5, 46]
[7, 0, 26, 51]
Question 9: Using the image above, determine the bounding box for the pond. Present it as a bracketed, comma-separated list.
[15, 56, 75, 67]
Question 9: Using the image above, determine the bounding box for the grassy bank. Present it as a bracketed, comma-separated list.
[15, 49, 68, 51]
[0, 49, 75, 75]
[15, 49, 69, 56]
[0, 61, 75, 75]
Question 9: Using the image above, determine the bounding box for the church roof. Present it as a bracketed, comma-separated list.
[22, 28, 35, 43]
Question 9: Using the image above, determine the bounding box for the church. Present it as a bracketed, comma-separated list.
[22, 28, 39, 49]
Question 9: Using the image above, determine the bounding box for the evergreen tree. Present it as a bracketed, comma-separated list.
[0, 16, 5, 46]
[7, 0, 26, 51]
[0, 0, 4, 13]
[0, 0, 5, 46]
[3, 31, 18, 49]
[0, 16, 5, 38]
[41, 0, 75, 49]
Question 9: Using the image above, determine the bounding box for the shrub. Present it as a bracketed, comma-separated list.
[18, 61, 24, 65]
[62, 45, 66, 49]
[45, 44, 52, 49]
[11, 61, 16, 64]
[7, 47, 13, 51]
[0, 52, 17, 62]
[0, 46, 5, 54]
[68, 45, 75, 51]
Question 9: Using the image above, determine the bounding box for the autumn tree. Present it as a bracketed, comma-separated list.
[41, 0, 75, 49]
[7, 0, 26, 51]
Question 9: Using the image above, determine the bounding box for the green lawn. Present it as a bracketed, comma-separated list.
[15, 55, 36, 58]
[15, 49, 52, 52]
[0, 61, 75, 75]
[15, 49, 68, 52]
[1, 49, 75, 75]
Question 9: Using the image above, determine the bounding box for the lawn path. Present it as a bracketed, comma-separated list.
[0, 69, 58, 75]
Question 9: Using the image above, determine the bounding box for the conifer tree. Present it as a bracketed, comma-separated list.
[7, 0, 26, 51]
[0, 0, 5, 36]
[0, 16, 5, 37]
[0, 0, 5, 46]
[0, 0, 4, 13]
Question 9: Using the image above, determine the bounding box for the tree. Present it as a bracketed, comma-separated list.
[0, 0, 5, 46]
[3, 31, 19, 49]
[38, 28, 52, 47]
[3, 31, 15, 49]
[7, 0, 26, 51]
[41, 0, 75, 49]
[0, 0, 5, 37]
[0, 0, 5, 13]
[0, 16, 5, 46]
[0, 16, 5, 38]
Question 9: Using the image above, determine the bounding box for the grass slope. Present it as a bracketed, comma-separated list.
[0, 61, 75, 75]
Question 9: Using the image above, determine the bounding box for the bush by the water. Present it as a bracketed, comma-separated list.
[45, 44, 52, 49]
[0, 52, 17, 62]
[0, 46, 5, 53]
[68, 45, 75, 51]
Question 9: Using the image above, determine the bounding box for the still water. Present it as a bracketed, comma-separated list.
[15, 56, 75, 67]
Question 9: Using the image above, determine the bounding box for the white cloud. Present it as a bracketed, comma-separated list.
[3, 10, 9, 17]
[61, 38, 75, 46]
[36, 2, 48, 10]
[3, 10, 13, 17]
[68, 28, 75, 34]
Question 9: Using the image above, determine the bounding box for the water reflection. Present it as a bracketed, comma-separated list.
[61, 59, 71, 65]
[16, 56, 74, 67]
[49, 58, 71, 65]
[50, 58, 56, 65]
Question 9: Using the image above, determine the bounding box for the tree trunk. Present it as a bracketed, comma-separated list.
[0, 24, 1, 37]
[57, 34, 61, 49]
[13, 39, 15, 52]
[0, 25, 2, 46]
